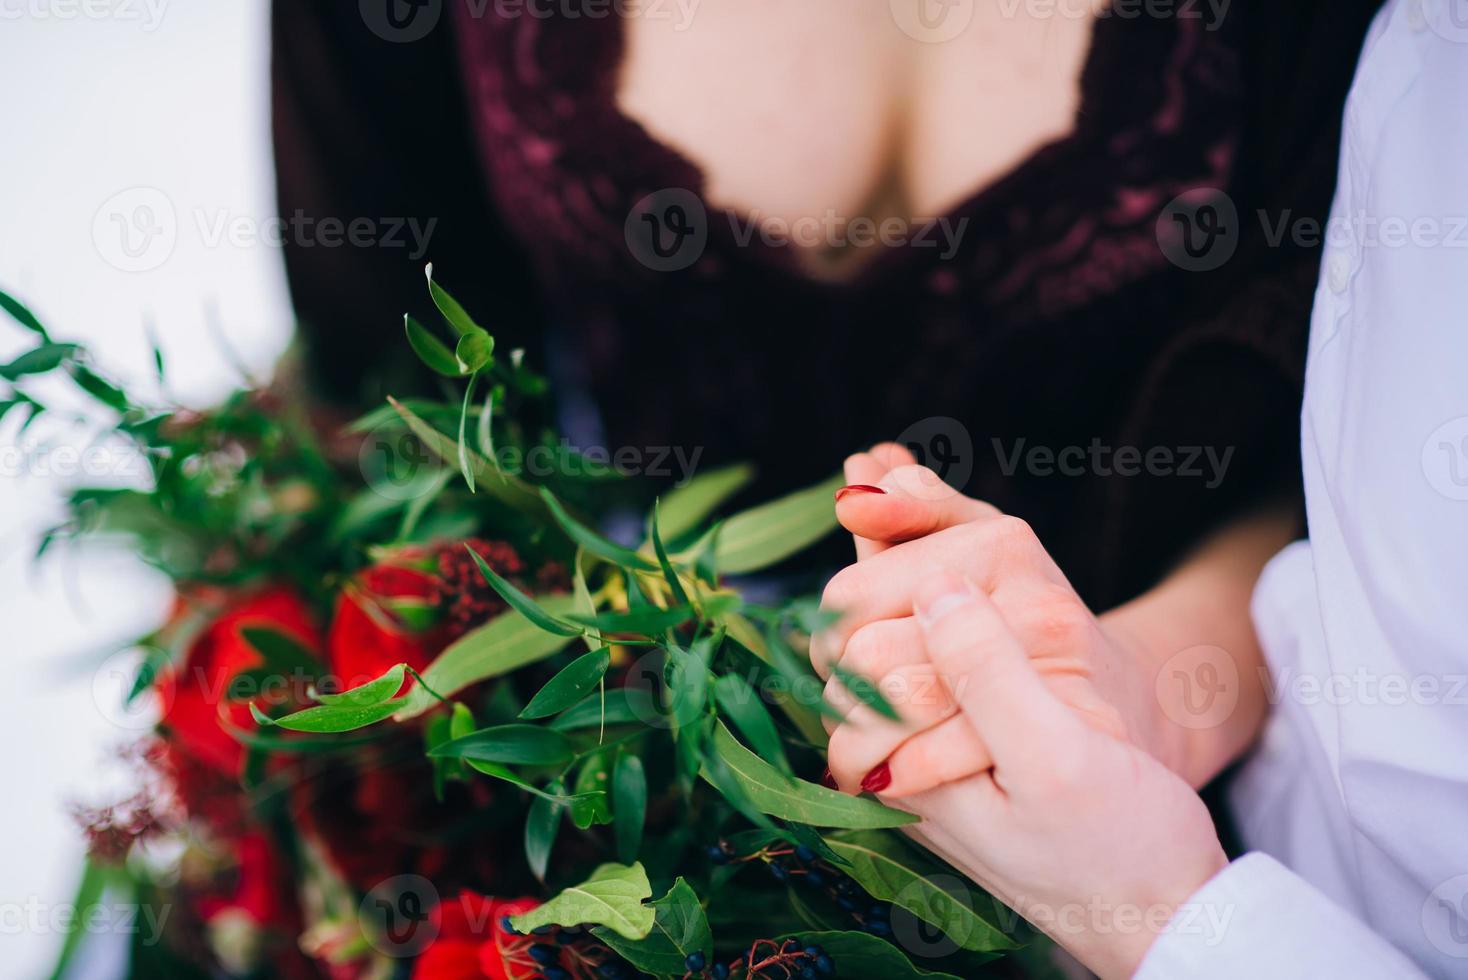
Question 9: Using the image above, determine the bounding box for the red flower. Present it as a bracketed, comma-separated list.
[325, 540, 562, 692]
[412, 894, 543, 980]
[159, 586, 322, 780]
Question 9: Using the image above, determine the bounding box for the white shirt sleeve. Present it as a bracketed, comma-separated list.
[1135, 853, 1426, 979]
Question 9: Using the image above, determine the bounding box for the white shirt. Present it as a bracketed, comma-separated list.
[1138, 1, 1468, 976]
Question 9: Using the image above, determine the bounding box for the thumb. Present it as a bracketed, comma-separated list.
[913, 572, 1079, 772]
[837, 464, 998, 547]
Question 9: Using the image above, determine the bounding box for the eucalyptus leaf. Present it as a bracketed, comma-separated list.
[388, 397, 548, 518]
[701, 722, 916, 829]
[0, 342, 77, 381]
[425, 263, 485, 338]
[519, 648, 611, 719]
[824, 831, 1016, 952]
[650, 500, 690, 608]
[612, 751, 647, 864]
[0, 288, 49, 338]
[713, 673, 790, 774]
[775, 931, 973, 980]
[428, 723, 574, 766]
[510, 862, 655, 941]
[466, 545, 584, 637]
[314, 663, 407, 708]
[571, 605, 695, 636]
[525, 788, 563, 881]
[404, 314, 461, 376]
[832, 664, 901, 722]
[250, 698, 405, 734]
[455, 331, 494, 374]
[541, 488, 658, 571]
[394, 594, 580, 720]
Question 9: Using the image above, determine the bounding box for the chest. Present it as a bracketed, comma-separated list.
[616, 0, 1097, 244]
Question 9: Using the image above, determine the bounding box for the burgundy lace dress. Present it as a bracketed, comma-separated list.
[272, 1, 1382, 607]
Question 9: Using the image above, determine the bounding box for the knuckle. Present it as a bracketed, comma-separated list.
[1025, 587, 1094, 649]
[841, 623, 885, 677]
[820, 565, 867, 616]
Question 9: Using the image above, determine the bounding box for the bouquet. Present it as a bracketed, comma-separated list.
[1, 276, 1033, 979]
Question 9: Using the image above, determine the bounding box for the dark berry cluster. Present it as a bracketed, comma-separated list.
[708, 839, 893, 938]
[686, 938, 835, 979]
[499, 916, 631, 980]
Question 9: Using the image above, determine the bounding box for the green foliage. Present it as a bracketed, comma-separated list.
[510, 862, 657, 940]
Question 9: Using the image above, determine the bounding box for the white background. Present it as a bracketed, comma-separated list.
[0, 3, 292, 975]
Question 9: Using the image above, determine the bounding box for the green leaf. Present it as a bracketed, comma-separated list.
[570, 605, 695, 636]
[651, 500, 690, 608]
[570, 753, 613, 828]
[425, 263, 486, 338]
[832, 664, 901, 722]
[520, 648, 611, 719]
[701, 722, 916, 829]
[314, 663, 407, 708]
[455, 331, 494, 374]
[510, 862, 656, 941]
[657, 462, 756, 541]
[0, 288, 49, 339]
[404, 314, 462, 376]
[541, 488, 659, 571]
[68, 365, 130, 412]
[550, 688, 643, 731]
[0, 342, 77, 381]
[250, 698, 404, 733]
[429, 723, 574, 766]
[525, 787, 563, 881]
[715, 472, 844, 574]
[713, 673, 790, 774]
[593, 877, 711, 976]
[453, 370, 478, 493]
[612, 751, 647, 863]
[394, 594, 580, 720]
[666, 644, 711, 730]
[467, 544, 584, 636]
[388, 397, 549, 518]
[825, 831, 1017, 952]
[775, 931, 973, 980]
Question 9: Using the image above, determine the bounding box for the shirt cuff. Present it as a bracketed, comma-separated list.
[1134, 852, 1424, 979]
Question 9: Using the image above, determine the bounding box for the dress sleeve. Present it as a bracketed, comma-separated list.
[270, 1, 546, 407]
[1136, 853, 1427, 979]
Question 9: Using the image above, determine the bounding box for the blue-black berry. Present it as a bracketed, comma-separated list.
[686, 951, 707, 972]
[528, 944, 559, 965]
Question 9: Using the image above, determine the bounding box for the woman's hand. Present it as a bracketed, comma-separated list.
[882, 574, 1228, 980]
[815, 448, 1163, 795]
[817, 444, 1292, 793]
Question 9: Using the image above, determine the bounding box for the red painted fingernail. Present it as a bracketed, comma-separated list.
[820, 767, 838, 790]
[835, 484, 886, 503]
[860, 762, 892, 793]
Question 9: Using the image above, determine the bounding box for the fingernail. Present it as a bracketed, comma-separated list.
[820, 767, 838, 790]
[860, 762, 892, 793]
[834, 484, 886, 503]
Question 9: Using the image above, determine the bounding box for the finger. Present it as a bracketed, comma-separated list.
[882, 714, 994, 797]
[836, 464, 998, 547]
[813, 517, 1055, 676]
[841, 452, 893, 560]
[914, 572, 1081, 773]
[826, 665, 958, 791]
[814, 613, 924, 683]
